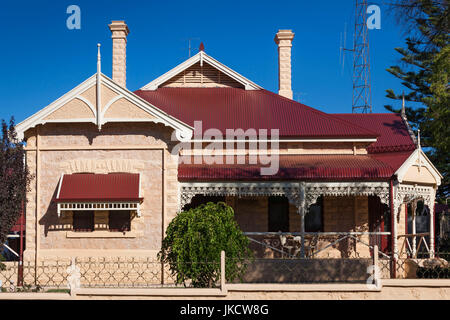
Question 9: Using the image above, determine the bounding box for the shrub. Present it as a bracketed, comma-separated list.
[158, 202, 253, 288]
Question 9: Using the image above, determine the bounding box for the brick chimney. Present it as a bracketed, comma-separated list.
[108, 21, 129, 88]
[274, 30, 295, 99]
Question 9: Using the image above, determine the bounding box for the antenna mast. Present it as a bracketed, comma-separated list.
[186, 37, 200, 57]
[352, 0, 372, 113]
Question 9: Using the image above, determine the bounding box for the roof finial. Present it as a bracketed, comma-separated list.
[417, 128, 421, 150]
[199, 42, 205, 52]
[97, 43, 101, 74]
[417, 127, 421, 171]
[401, 92, 406, 118]
[96, 43, 102, 131]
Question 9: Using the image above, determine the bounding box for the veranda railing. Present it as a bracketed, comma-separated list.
[243, 232, 391, 259]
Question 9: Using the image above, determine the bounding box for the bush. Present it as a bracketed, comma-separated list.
[158, 202, 253, 288]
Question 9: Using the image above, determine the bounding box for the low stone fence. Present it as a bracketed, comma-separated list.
[236, 258, 374, 284]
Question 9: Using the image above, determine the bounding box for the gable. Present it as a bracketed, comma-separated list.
[403, 165, 437, 185]
[395, 149, 442, 186]
[161, 61, 245, 89]
[141, 51, 261, 90]
[16, 73, 193, 141]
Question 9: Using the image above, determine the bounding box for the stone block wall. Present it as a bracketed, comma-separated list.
[23, 122, 179, 263]
[230, 196, 268, 232]
[321, 196, 370, 258]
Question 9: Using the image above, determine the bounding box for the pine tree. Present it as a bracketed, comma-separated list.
[385, 0, 449, 200]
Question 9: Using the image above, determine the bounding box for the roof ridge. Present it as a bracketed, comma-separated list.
[333, 112, 402, 116]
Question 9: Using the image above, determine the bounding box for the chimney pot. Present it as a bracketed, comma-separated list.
[109, 21, 129, 88]
[274, 29, 294, 99]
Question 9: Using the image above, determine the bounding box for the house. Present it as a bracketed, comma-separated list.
[14, 21, 442, 279]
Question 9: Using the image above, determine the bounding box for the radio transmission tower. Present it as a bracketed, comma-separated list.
[352, 0, 372, 113]
[342, 0, 372, 113]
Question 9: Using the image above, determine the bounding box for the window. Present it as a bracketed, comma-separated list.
[73, 211, 94, 232]
[407, 200, 430, 234]
[305, 196, 323, 232]
[109, 211, 131, 232]
[268, 196, 289, 232]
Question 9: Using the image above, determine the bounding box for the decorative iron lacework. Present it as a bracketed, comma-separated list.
[179, 182, 390, 211]
[179, 182, 305, 210]
[393, 184, 435, 216]
[392, 183, 436, 258]
[304, 182, 390, 208]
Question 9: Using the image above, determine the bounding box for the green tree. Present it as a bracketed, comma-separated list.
[0, 118, 31, 246]
[158, 202, 253, 288]
[385, 0, 449, 200]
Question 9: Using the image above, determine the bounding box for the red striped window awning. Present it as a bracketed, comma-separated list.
[55, 173, 143, 217]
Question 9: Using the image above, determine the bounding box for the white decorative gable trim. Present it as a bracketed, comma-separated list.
[395, 149, 442, 185]
[140, 51, 262, 91]
[100, 75, 193, 140]
[16, 73, 193, 141]
[16, 74, 98, 140]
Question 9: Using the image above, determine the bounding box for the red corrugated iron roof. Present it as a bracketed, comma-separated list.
[133, 88, 416, 181]
[178, 155, 395, 181]
[134, 88, 379, 139]
[370, 151, 413, 173]
[333, 113, 416, 153]
[55, 173, 142, 202]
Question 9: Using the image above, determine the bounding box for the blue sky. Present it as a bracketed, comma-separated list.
[0, 0, 410, 124]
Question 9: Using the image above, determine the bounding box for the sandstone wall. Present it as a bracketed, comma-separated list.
[321, 196, 370, 258]
[23, 122, 179, 262]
